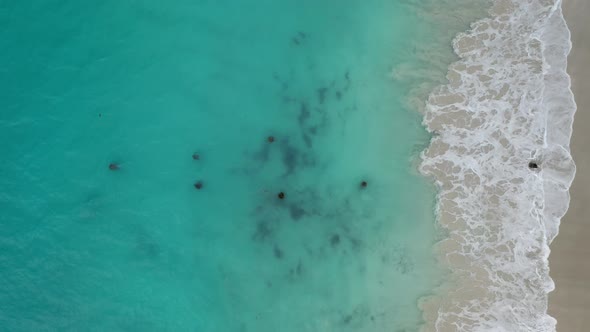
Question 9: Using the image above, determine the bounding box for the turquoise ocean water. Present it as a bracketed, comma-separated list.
[0, 1, 486, 331]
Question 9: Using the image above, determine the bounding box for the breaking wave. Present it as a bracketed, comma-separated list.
[419, 0, 576, 331]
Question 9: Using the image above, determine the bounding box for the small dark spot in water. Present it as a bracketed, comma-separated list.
[267, 136, 275, 143]
[98, 113, 102, 118]
[330, 234, 340, 246]
[273, 72, 289, 90]
[108, 163, 119, 171]
[528, 161, 539, 169]
[84, 192, 102, 204]
[298, 102, 310, 125]
[308, 126, 318, 135]
[194, 181, 203, 190]
[302, 133, 312, 148]
[253, 221, 273, 241]
[371, 316, 375, 321]
[192, 153, 200, 160]
[298, 31, 307, 39]
[280, 141, 299, 175]
[252, 144, 271, 162]
[292, 37, 300, 45]
[273, 245, 284, 259]
[345, 71, 350, 81]
[336, 91, 342, 100]
[296, 260, 303, 275]
[278, 192, 285, 200]
[279, 139, 312, 175]
[343, 315, 353, 325]
[317, 87, 328, 104]
[289, 205, 305, 221]
[140, 242, 160, 258]
[266, 281, 273, 288]
[349, 237, 362, 251]
[383, 249, 414, 274]
[288, 260, 304, 280]
[282, 96, 295, 104]
[135, 232, 161, 259]
[360, 181, 368, 188]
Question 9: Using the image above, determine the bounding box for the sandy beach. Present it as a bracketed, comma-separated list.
[548, 0, 590, 330]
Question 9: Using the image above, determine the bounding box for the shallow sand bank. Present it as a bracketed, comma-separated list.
[548, 0, 590, 331]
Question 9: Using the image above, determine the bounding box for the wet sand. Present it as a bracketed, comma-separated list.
[548, 0, 590, 330]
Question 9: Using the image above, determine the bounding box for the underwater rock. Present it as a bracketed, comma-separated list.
[273, 245, 284, 259]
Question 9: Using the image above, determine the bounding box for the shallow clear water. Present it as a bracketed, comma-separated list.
[0, 1, 483, 331]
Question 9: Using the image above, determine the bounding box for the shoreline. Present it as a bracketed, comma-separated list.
[419, 0, 576, 330]
[548, 0, 590, 330]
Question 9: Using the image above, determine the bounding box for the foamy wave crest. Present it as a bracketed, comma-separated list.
[419, 0, 576, 331]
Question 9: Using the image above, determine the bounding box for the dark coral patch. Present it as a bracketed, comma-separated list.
[330, 234, 340, 247]
[273, 245, 284, 259]
[253, 221, 274, 242]
[289, 205, 305, 221]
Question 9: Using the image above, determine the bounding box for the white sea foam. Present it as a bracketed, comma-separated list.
[419, 0, 576, 331]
